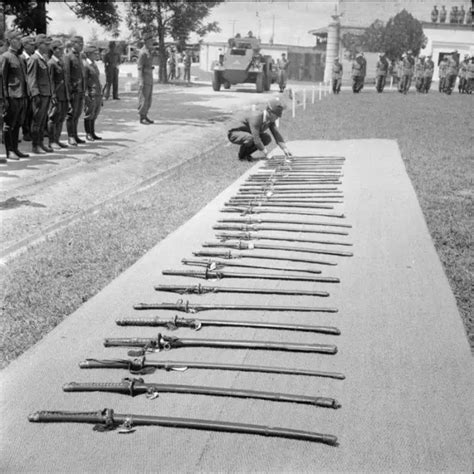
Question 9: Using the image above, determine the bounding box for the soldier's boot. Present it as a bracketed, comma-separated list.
[3, 130, 16, 160]
[85, 120, 95, 141]
[47, 122, 58, 148]
[11, 129, 29, 158]
[91, 120, 102, 140]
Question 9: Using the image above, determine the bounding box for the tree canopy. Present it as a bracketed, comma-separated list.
[2, 1, 120, 36]
[126, 1, 223, 82]
[342, 9, 427, 61]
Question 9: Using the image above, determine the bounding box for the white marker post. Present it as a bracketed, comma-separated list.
[319, 82, 322, 100]
[390, 76, 393, 90]
[303, 88, 306, 110]
[312, 85, 315, 104]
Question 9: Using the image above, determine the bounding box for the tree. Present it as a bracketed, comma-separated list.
[1, 1, 120, 36]
[126, 1, 222, 83]
[382, 9, 427, 60]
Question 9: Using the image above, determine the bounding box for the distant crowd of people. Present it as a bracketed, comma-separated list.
[330, 50, 474, 95]
[430, 5, 472, 24]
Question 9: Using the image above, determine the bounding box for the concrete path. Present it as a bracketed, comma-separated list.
[1, 140, 471, 471]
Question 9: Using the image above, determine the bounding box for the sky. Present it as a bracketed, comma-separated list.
[40, 1, 337, 47]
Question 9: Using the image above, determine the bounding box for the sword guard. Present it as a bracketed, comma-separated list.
[146, 388, 160, 400]
[117, 417, 136, 434]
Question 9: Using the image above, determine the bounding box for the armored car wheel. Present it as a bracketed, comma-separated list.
[212, 71, 222, 91]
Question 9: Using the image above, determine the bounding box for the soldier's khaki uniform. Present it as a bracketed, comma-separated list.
[414, 58, 425, 92]
[27, 48, 53, 151]
[422, 58, 434, 93]
[83, 54, 102, 140]
[47, 52, 69, 146]
[331, 61, 343, 94]
[2, 41, 29, 157]
[399, 55, 414, 94]
[64, 42, 85, 142]
[375, 56, 389, 92]
[438, 59, 448, 92]
[444, 56, 458, 94]
[137, 45, 154, 121]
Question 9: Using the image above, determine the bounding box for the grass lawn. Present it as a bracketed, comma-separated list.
[0, 87, 472, 368]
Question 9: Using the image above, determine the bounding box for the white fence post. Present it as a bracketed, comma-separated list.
[303, 88, 306, 110]
[311, 85, 315, 104]
[390, 76, 393, 90]
[318, 82, 322, 100]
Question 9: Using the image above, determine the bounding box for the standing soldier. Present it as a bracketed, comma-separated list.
[458, 54, 469, 93]
[82, 45, 103, 141]
[2, 30, 30, 159]
[399, 51, 414, 94]
[414, 55, 425, 92]
[137, 32, 155, 124]
[449, 6, 458, 24]
[375, 52, 389, 92]
[27, 34, 53, 154]
[331, 57, 343, 94]
[438, 56, 448, 92]
[183, 49, 192, 84]
[444, 51, 458, 94]
[167, 49, 176, 81]
[351, 53, 364, 93]
[47, 40, 69, 149]
[458, 5, 466, 24]
[0, 39, 6, 163]
[102, 41, 121, 100]
[20, 36, 35, 143]
[64, 35, 85, 146]
[422, 55, 435, 93]
[466, 56, 474, 94]
[439, 5, 447, 23]
[431, 5, 439, 22]
[277, 53, 289, 93]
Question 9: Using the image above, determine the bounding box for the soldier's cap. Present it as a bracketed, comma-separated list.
[84, 45, 98, 54]
[72, 36, 84, 43]
[267, 97, 285, 117]
[21, 36, 35, 46]
[50, 39, 64, 50]
[35, 34, 53, 46]
[5, 30, 23, 41]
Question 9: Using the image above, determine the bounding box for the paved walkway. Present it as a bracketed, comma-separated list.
[1, 140, 471, 471]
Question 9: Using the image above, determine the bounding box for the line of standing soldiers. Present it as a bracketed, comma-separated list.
[1, 30, 103, 163]
[438, 52, 473, 94]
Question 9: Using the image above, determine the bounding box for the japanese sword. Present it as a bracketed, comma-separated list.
[161, 268, 340, 283]
[116, 315, 341, 335]
[217, 217, 351, 228]
[79, 357, 346, 380]
[28, 408, 338, 445]
[216, 232, 352, 247]
[193, 249, 337, 266]
[222, 207, 346, 219]
[181, 257, 324, 274]
[213, 224, 349, 236]
[203, 240, 353, 257]
[224, 202, 336, 210]
[133, 300, 338, 313]
[63, 378, 341, 409]
[154, 284, 330, 297]
[103, 333, 338, 355]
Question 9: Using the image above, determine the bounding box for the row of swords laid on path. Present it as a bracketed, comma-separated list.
[29, 155, 352, 447]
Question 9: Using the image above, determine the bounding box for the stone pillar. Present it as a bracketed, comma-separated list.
[324, 15, 341, 83]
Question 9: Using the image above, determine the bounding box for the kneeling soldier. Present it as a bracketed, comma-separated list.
[83, 45, 102, 141]
[47, 39, 69, 149]
[227, 97, 292, 161]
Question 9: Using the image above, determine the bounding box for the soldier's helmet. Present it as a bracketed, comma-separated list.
[267, 97, 285, 117]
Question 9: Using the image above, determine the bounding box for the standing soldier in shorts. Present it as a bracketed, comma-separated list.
[82, 45, 103, 141]
[331, 57, 343, 94]
[137, 32, 155, 124]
